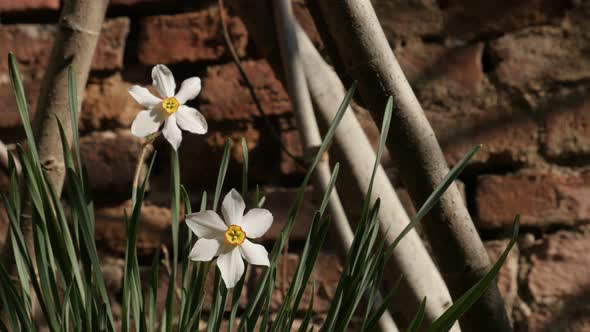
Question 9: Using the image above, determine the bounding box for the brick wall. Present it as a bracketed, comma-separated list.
[1, 0, 589, 330]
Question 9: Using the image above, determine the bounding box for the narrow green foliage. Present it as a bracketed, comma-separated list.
[0, 65, 516, 332]
[407, 297, 427, 332]
[213, 139, 232, 211]
[241, 137, 249, 198]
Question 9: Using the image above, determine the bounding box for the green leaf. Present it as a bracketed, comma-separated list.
[241, 137, 249, 198]
[407, 297, 427, 332]
[213, 139, 232, 211]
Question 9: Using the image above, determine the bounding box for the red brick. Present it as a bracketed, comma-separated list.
[543, 95, 590, 160]
[0, 24, 56, 75]
[441, 0, 569, 40]
[529, 229, 590, 302]
[249, 253, 342, 314]
[0, 0, 58, 12]
[137, 9, 247, 64]
[476, 170, 590, 230]
[80, 130, 145, 204]
[90, 18, 130, 71]
[528, 306, 590, 332]
[200, 60, 290, 121]
[373, 0, 443, 39]
[526, 228, 590, 331]
[429, 110, 538, 166]
[95, 201, 172, 256]
[398, 42, 485, 95]
[485, 240, 519, 316]
[81, 74, 137, 132]
[490, 26, 590, 92]
[279, 124, 304, 178]
[0, 18, 129, 74]
[0, 79, 40, 142]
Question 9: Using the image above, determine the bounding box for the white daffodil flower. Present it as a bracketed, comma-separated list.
[185, 189, 272, 288]
[129, 64, 208, 150]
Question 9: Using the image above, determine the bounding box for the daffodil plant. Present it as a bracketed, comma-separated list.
[0, 55, 518, 332]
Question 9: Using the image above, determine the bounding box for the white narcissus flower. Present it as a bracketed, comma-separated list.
[185, 189, 272, 288]
[128, 64, 208, 150]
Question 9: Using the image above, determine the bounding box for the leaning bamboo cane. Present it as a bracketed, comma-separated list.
[306, 1, 511, 330]
[272, 1, 398, 331]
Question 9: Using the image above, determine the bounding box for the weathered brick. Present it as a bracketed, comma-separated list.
[0, 18, 129, 74]
[528, 305, 590, 332]
[476, 170, 590, 229]
[543, 95, 590, 160]
[0, 79, 40, 143]
[398, 42, 485, 95]
[490, 26, 590, 92]
[429, 110, 538, 167]
[395, 40, 539, 167]
[485, 240, 519, 316]
[249, 253, 342, 314]
[279, 123, 304, 178]
[137, 9, 247, 64]
[529, 229, 590, 302]
[95, 201, 171, 256]
[372, 0, 443, 40]
[0, 0, 58, 12]
[81, 74, 137, 132]
[91, 18, 130, 71]
[0, 24, 55, 76]
[80, 130, 145, 204]
[200, 60, 290, 122]
[526, 228, 590, 331]
[441, 0, 570, 41]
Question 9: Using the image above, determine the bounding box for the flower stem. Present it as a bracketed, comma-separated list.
[131, 132, 159, 204]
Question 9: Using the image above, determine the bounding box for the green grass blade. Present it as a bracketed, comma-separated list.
[8, 53, 39, 163]
[213, 139, 232, 211]
[241, 137, 249, 198]
[407, 297, 427, 332]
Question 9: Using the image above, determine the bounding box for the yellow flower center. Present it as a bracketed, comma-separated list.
[224, 225, 246, 246]
[161, 97, 179, 115]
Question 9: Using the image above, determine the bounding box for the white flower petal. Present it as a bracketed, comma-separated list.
[163, 114, 182, 150]
[188, 238, 222, 261]
[130, 109, 163, 138]
[128, 85, 161, 108]
[239, 240, 269, 266]
[151, 64, 176, 97]
[185, 211, 227, 239]
[241, 208, 273, 239]
[175, 77, 202, 104]
[217, 247, 245, 288]
[222, 189, 245, 226]
[176, 105, 208, 135]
